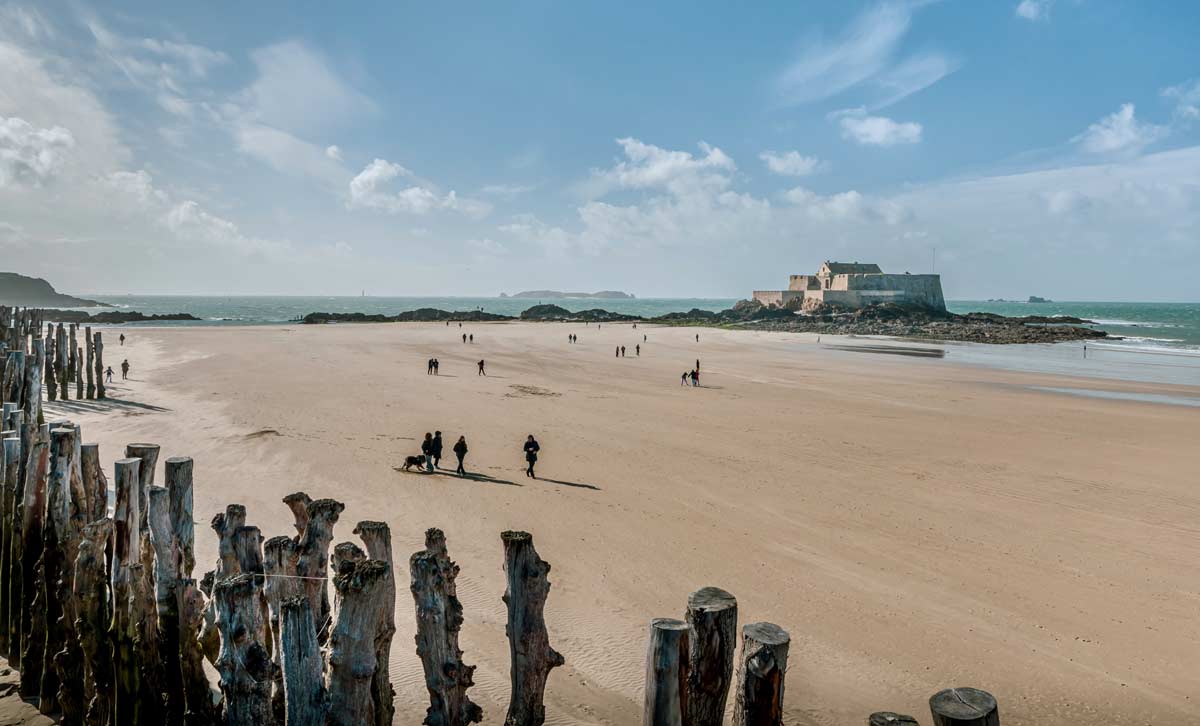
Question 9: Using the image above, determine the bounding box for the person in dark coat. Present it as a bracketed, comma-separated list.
[431, 431, 443, 468]
[421, 432, 435, 472]
[453, 436, 468, 475]
[523, 435, 540, 479]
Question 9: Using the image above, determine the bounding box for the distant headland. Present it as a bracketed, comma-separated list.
[499, 290, 635, 299]
[0, 272, 110, 308]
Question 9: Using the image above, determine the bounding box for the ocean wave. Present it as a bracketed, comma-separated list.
[1090, 318, 1180, 328]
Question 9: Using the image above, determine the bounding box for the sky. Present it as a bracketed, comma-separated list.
[1, 0, 1198, 300]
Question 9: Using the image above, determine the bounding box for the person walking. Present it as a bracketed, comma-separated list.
[615, 346, 619, 358]
[433, 358, 440, 375]
[105, 366, 114, 383]
[636, 344, 640, 356]
[690, 369, 698, 387]
[644, 334, 647, 342]
[462, 333, 467, 343]
[121, 359, 130, 380]
[620, 345, 626, 357]
[421, 433, 435, 473]
[477, 359, 486, 376]
[427, 358, 434, 375]
[431, 431, 444, 468]
[469, 334, 474, 343]
[523, 435, 540, 479]
[453, 435, 468, 475]
[696, 359, 700, 371]
[681, 371, 689, 386]
[119, 333, 126, 346]
[696, 333, 700, 342]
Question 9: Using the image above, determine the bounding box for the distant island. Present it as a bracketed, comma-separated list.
[1027, 296, 1052, 303]
[0, 272, 109, 308]
[499, 290, 635, 299]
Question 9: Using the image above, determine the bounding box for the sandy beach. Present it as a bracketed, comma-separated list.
[35, 321, 1200, 725]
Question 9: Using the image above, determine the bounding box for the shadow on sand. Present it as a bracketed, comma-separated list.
[535, 477, 601, 491]
[393, 467, 523, 487]
[44, 397, 171, 415]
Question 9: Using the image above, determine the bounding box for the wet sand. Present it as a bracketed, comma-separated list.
[32, 321, 1200, 725]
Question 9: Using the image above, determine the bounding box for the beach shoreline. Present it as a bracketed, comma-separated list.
[30, 321, 1200, 725]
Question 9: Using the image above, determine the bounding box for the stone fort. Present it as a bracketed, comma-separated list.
[753, 261, 945, 312]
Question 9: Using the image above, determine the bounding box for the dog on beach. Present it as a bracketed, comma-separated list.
[402, 454, 428, 471]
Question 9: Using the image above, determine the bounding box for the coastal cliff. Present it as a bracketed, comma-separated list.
[0, 272, 109, 307]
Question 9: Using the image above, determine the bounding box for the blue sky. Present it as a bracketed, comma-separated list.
[1, 0, 1198, 299]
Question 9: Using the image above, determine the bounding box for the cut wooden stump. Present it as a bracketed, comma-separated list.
[198, 570, 220, 666]
[110, 457, 142, 726]
[327, 559, 390, 726]
[165, 457, 196, 578]
[294, 496, 343, 640]
[179, 577, 219, 725]
[211, 504, 247, 579]
[282, 492, 312, 536]
[643, 618, 689, 726]
[85, 326, 94, 400]
[928, 688, 999, 726]
[93, 332, 105, 400]
[685, 586, 737, 726]
[214, 572, 272, 726]
[356, 520, 396, 726]
[0, 434, 17, 658]
[500, 530, 564, 726]
[124, 443, 160, 535]
[732, 622, 790, 726]
[871, 713, 921, 725]
[148, 486, 185, 724]
[17, 426, 49, 698]
[41, 426, 76, 717]
[264, 535, 300, 723]
[80, 443, 107, 525]
[280, 595, 327, 725]
[8, 417, 31, 667]
[55, 324, 67, 401]
[75, 518, 114, 726]
[410, 527, 482, 726]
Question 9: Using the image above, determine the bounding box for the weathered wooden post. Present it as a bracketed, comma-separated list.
[326, 559, 390, 726]
[18, 425, 49, 698]
[501, 530, 564, 726]
[179, 577, 219, 724]
[76, 346, 83, 399]
[110, 457, 142, 726]
[6, 418, 29, 666]
[644, 618, 690, 726]
[68, 325, 76, 387]
[166, 457, 196, 577]
[233, 524, 271, 656]
[280, 595, 327, 725]
[149, 486, 185, 724]
[212, 503, 247, 579]
[42, 426, 79, 717]
[0, 435, 17, 658]
[94, 331, 105, 400]
[928, 688, 999, 726]
[731, 622, 790, 726]
[282, 491, 311, 536]
[264, 535, 300, 721]
[293, 496, 343, 638]
[686, 587, 738, 726]
[3, 350, 24, 404]
[125, 442, 160, 535]
[85, 326, 95, 400]
[214, 572, 273, 725]
[24, 338, 43, 424]
[44, 330, 57, 403]
[410, 528, 482, 726]
[80, 443, 107, 524]
[56, 323, 68, 401]
[871, 713, 920, 725]
[355, 520, 396, 726]
[75, 517, 114, 726]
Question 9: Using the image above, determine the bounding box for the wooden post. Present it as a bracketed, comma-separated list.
[355, 520, 396, 726]
[214, 572, 273, 725]
[94, 331, 105, 400]
[500, 530, 564, 726]
[264, 535, 300, 722]
[644, 618, 690, 726]
[326, 559, 390, 726]
[68, 325, 76, 388]
[282, 491, 311, 536]
[198, 570, 220, 665]
[0, 435, 17, 659]
[75, 518, 114, 726]
[410, 527, 482, 726]
[686, 586, 738, 726]
[233, 524, 271, 662]
[42, 426, 79, 717]
[179, 577, 219, 725]
[24, 338, 43, 424]
[3, 350, 24, 404]
[928, 688, 999, 726]
[166, 457, 195, 578]
[85, 326, 95, 400]
[75, 346, 83, 399]
[149, 486, 185, 725]
[44, 329, 57, 403]
[732, 622, 790, 726]
[110, 457, 142, 726]
[293, 496, 343, 639]
[80, 443, 108, 524]
[280, 595, 327, 725]
[871, 713, 920, 725]
[125, 442, 160, 535]
[56, 323, 68, 401]
[7, 417, 29, 667]
[211, 503, 247, 578]
[18, 425, 49, 698]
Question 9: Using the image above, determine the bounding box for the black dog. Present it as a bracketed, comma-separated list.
[402, 454, 427, 471]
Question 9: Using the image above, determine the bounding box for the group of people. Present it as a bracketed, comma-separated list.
[461, 333, 474, 343]
[681, 359, 701, 387]
[415, 431, 542, 478]
[614, 344, 641, 357]
[426, 358, 441, 375]
[568, 333, 579, 343]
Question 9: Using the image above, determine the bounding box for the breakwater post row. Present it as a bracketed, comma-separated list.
[1, 306, 105, 404]
[0, 317, 1001, 725]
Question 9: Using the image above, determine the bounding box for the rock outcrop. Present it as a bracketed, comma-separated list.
[0, 273, 108, 307]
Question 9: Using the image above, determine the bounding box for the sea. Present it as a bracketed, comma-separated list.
[73, 296, 1200, 388]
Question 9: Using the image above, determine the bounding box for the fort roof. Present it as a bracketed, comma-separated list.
[821, 261, 882, 275]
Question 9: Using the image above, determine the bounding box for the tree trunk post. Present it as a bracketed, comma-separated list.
[410, 527, 482, 726]
[354, 520, 396, 726]
[44, 329, 56, 403]
[870, 713, 921, 725]
[85, 326, 94, 400]
[178, 577, 219, 725]
[17, 425, 49, 696]
[326, 559, 390, 726]
[149, 486, 185, 725]
[25, 338, 43, 424]
[264, 535, 300, 723]
[166, 456, 195, 578]
[75, 347, 83, 399]
[928, 688, 999, 726]
[80, 443, 108, 525]
[211, 503, 247, 579]
[644, 618, 690, 726]
[281, 491, 311, 536]
[685, 586, 738, 726]
[55, 323, 67, 401]
[110, 457, 142, 726]
[500, 530, 564, 726]
[45, 425, 83, 718]
[198, 571, 220, 665]
[3, 350, 23, 405]
[293, 496, 343, 640]
[232, 524, 272, 663]
[214, 572, 273, 726]
[0, 434, 17, 659]
[7, 417, 29, 667]
[68, 325, 76, 386]
[75, 517, 114, 726]
[280, 595, 327, 725]
[124, 442, 160, 536]
[93, 332, 105, 400]
[732, 622, 790, 726]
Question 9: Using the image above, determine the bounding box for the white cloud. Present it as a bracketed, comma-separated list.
[137, 38, 229, 77]
[325, 144, 343, 161]
[586, 137, 735, 199]
[775, 1, 957, 109]
[481, 183, 536, 197]
[834, 110, 922, 146]
[233, 122, 347, 186]
[165, 200, 291, 257]
[467, 237, 509, 257]
[1015, 0, 1052, 21]
[101, 170, 168, 206]
[1072, 103, 1166, 154]
[347, 158, 491, 217]
[759, 150, 826, 176]
[0, 115, 75, 187]
[1162, 79, 1200, 121]
[783, 186, 910, 224]
[240, 41, 376, 137]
